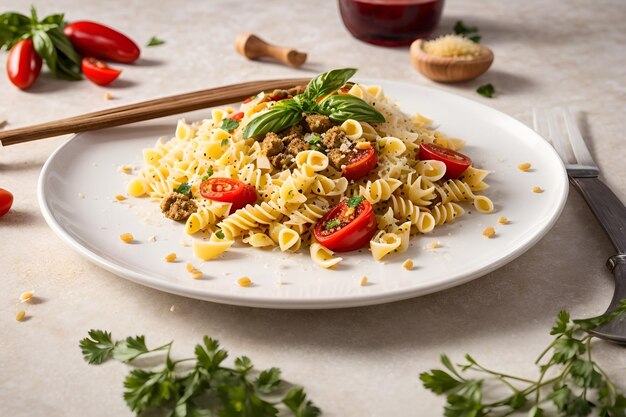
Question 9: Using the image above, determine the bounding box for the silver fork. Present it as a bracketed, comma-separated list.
[533, 107, 626, 344]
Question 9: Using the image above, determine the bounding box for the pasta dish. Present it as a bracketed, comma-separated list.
[125, 68, 494, 268]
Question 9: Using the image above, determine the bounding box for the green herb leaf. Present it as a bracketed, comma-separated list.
[573, 299, 626, 330]
[282, 387, 322, 417]
[552, 336, 586, 364]
[303, 67, 357, 100]
[221, 138, 229, 146]
[570, 359, 602, 388]
[318, 94, 385, 124]
[194, 336, 228, 372]
[174, 182, 191, 196]
[123, 368, 175, 413]
[347, 196, 365, 208]
[113, 335, 150, 363]
[215, 230, 225, 239]
[80, 330, 117, 364]
[325, 219, 341, 230]
[243, 100, 303, 139]
[147, 36, 165, 47]
[419, 369, 462, 394]
[454, 21, 481, 43]
[476, 83, 495, 98]
[551, 310, 570, 335]
[0, 12, 31, 50]
[234, 355, 253, 373]
[221, 118, 239, 133]
[256, 367, 282, 394]
[202, 166, 214, 181]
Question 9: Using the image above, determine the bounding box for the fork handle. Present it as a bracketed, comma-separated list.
[570, 177, 626, 254]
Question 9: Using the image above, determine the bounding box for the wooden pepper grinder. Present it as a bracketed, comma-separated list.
[235, 33, 307, 67]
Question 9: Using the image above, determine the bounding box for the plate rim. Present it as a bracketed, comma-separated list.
[38, 79, 569, 309]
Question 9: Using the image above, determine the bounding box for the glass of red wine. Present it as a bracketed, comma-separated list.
[338, 0, 445, 47]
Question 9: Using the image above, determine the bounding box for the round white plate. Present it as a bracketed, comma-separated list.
[38, 79, 568, 309]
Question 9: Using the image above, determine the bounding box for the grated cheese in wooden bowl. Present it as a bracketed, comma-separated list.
[422, 34, 481, 59]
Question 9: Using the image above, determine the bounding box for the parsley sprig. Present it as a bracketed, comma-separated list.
[421, 300, 626, 417]
[80, 330, 321, 417]
[454, 20, 481, 43]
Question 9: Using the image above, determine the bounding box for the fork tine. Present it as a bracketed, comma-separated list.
[562, 108, 596, 167]
[545, 108, 570, 162]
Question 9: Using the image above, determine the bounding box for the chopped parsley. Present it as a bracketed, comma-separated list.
[215, 230, 225, 239]
[201, 167, 214, 181]
[221, 138, 229, 146]
[325, 219, 341, 230]
[454, 20, 481, 43]
[221, 118, 239, 133]
[347, 196, 365, 208]
[146, 36, 165, 47]
[174, 182, 191, 196]
[476, 83, 496, 98]
[307, 135, 326, 152]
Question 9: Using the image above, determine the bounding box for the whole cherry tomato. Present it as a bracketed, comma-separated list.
[200, 178, 257, 213]
[342, 147, 377, 181]
[0, 188, 14, 217]
[64, 21, 140, 63]
[313, 197, 377, 252]
[81, 57, 122, 86]
[419, 143, 472, 179]
[6, 39, 42, 89]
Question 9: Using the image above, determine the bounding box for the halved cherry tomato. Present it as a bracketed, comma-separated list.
[0, 188, 14, 217]
[419, 143, 472, 179]
[242, 96, 255, 104]
[64, 21, 140, 63]
[200, 178, 257, 212]
[314, 197, 377, 252]
[229, 112, 244, 122]
[81, 58, 122, 86]
[342, 147, 377, 181]
[6, 39, 42, 89]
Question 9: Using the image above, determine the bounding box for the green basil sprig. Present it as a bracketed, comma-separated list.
[0, 7, 81, 80]
[243, 68, 385, 139]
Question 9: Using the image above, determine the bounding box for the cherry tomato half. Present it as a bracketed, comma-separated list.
[81, 58, 122, 86]
[6, 39, 42, 90]
[419, 143, 472, 179]
[64, 21, 140, 63]
[342, 147, 377, 181]
[200, 178, 257, 212]
[313, 197, 377, 252]
[0, 188, 14, 217]
[229, 112, 244, 122]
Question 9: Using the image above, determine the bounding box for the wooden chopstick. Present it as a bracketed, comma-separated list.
[0, 78, 310, 147]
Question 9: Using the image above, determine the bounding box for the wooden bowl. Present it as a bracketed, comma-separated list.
[410, 39, 494, 83]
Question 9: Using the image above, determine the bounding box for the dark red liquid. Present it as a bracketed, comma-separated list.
[338, 0, 445, 46]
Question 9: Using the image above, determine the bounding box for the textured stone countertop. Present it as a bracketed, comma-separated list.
[1, 0, 625, 416]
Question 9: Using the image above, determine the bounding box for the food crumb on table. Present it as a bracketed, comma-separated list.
[148, 235, 157, 242]
[118, 165, 132, 174]
[114, 194, 127, 201]
[426, 241, 440, 250]
[104, 92, 113, 100]
[78, 193, 86, 199]
[360, 276, 368, 286]
[164, 253, 177, 262]
[19, 291, 34, 302]
[15, 310, 26, 321]
[498, 216, 509, 224]
[518, 162, 532, 171]
[533, 186, 544, 193]
[169, 305, 176, 312]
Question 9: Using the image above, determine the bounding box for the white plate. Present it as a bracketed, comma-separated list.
[38, 79, 568, 309]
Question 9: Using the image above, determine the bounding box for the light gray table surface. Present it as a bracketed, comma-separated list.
[1, 0, 625, 416]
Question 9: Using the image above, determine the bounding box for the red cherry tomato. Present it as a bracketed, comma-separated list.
[313, 198, 377, 252]
[6, 39, 42, 89]
[200, 178, 257, 212]
[419, 143, 472, 179]
[81, 58, 122, 86]
[0, 188, 14, 217]
[242, 96, 255, 104]
[64, 21, 140, 63]
[342, 147, 377, 181]
[229, 112, 244, 122]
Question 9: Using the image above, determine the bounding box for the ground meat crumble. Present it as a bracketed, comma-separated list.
[160, 192, 197, 221]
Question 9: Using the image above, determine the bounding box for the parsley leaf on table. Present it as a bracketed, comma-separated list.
[476, 83, 496, 98]
[421, 300, 626, 417]
[80, 331, 321, 417]
[454, 20, 481, 43]
[146, 36, 165, 47]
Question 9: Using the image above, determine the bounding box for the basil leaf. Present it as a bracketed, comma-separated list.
[347, 196, 365, 208]
[0, 12, 31, 50]
[303, 68, 357, 100]
[220, 118, 239, 133]
[318, 94, 385, 124]
[32, 30, 58, 75]
[41, 13, 65, 26]
[243, 100, 303, 139]
[48, 27, 81, 66]
[476, 83, 495, 98]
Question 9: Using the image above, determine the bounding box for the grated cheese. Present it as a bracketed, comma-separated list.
[422, 35, 481, 58]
